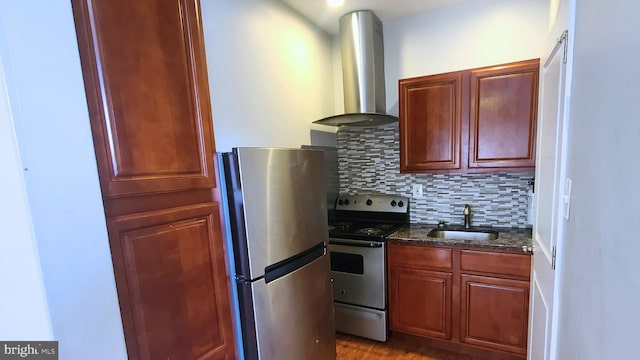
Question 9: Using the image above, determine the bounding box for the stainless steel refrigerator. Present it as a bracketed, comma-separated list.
[220, 148, 336, 360]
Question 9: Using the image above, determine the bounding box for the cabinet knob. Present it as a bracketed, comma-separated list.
[522, 245, 534, 253]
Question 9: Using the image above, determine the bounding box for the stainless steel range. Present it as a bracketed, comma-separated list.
[328, 194, 409, 342]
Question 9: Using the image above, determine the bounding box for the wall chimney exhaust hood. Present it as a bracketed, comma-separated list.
[313, 10, 397, 128]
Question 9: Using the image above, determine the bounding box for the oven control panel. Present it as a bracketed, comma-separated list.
[335, 195, 409, 213]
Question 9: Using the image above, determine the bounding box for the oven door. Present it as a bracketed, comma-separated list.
[328, 238, 386, 310]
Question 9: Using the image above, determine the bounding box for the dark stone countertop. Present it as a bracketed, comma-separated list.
[388, 224, 533, 251]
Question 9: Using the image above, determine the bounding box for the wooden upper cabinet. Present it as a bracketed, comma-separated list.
[400, 73, 463, 172]
[73, 0, 215, 198]
[468, 60, 539, 169]
[399, 59, 539, 173]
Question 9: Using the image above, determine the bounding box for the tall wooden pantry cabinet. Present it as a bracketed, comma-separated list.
[71, 0, 236, 359]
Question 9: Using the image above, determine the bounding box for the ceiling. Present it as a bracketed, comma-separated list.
[280, 0, 469, 35]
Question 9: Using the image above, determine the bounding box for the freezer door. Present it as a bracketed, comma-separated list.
[251, 252, 335, 360]
[233, 148, 328, 279]
[300, 145, 339, 212]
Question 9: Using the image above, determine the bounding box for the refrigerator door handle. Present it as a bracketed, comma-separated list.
[264, 242, 325, 284]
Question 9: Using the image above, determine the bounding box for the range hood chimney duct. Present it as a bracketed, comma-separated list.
[313, 10, 397, 128]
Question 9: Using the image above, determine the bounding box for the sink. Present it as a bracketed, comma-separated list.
[427, 228, 499, 241]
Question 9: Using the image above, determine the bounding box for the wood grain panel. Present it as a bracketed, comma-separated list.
[468, 60, 539, 169]
[73, 0, 216, 198]
[105, 189, 214, 217]
[108, 203, 234, 360]
[460, 250, 531, 279]
[400, 73, 463, 172]
[460, 275, 529, 355]
[388, 242, 453, 270]
[389, 267, 452, 340]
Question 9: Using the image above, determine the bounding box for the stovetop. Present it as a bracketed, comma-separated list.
[327, 194, 409, 242]
[328, 220, 406, 242]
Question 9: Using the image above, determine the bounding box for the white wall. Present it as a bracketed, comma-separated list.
[0, 2, 127, 359]
[201, 0, 335, 152]
[555, 0, 640, 358]
[0, 41, 53, 341]
[383, 0, 547, 115]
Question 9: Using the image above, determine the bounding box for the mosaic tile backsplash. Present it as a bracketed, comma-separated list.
[337, 125, 534, 228]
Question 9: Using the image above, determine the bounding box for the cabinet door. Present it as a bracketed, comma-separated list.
[108, 203, 234, 360]
[399, 72, 463, 172]
[73, 0, 216, 198]
[389, 266, 452, 340]
[460, 274, 529, 355]
[468, 60, 539, 169]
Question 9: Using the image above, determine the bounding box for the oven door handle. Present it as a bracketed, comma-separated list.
[329, 240, 383, 248]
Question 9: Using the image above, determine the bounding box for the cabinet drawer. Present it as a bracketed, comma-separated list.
[388, 243, 452, 271]
[460, 250, 530, 278]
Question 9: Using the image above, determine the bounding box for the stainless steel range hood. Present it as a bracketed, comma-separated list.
[313, 10, 397, 128]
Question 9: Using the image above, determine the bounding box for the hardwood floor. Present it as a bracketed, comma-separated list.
[336, 333, 472, 360]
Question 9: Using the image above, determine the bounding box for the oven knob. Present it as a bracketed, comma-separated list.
[344, 199, 350, 205]
[398, 201, 404, 207]
[391, 200, 397, 207]
[366, 199, 372, 206]
[338, 199, 344, 205]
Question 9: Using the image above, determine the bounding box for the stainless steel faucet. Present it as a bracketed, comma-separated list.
[463, 204, 471, 229]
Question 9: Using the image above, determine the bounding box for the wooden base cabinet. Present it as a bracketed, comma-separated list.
[389, 267, 452, 339]
[388, 242, 531, 359]
[460, 275, 530, 355]
[388, 243, 454, 340]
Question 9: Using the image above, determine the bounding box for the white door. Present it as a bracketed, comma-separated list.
[528, 30, 570, 360]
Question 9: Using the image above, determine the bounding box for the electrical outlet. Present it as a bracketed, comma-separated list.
[412, 184, 423, 198]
